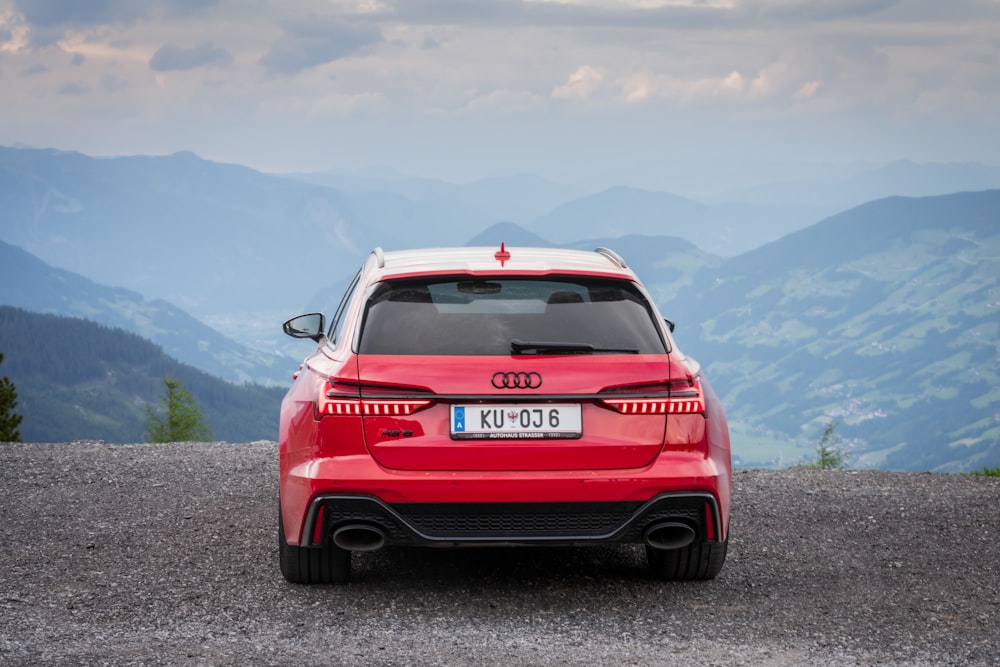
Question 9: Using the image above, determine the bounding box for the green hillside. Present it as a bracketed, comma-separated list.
[0, 240, 290, 385]
[0, 307, 286, 443]
[660, 191, 1000, 472]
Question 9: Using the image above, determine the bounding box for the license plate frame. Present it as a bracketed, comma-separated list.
[450, 404, 582, 440]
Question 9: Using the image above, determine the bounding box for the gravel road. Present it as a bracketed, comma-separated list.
[1, 441, 997, 666]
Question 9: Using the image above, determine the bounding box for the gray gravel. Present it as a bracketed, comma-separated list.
[1, 441, 998, 666]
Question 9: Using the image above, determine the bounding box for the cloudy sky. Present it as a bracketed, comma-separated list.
[1, 0, 998, 193]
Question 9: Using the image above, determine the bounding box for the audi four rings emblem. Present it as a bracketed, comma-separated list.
[491, 371, 542, 389]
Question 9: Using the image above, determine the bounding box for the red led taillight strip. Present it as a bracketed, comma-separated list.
[319, 398, 432, 416]
[601, 397, 705, 415]
[600, 375, 706, 415]
[318, 381, 432, 417]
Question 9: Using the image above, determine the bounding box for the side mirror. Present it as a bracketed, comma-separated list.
[663, 318, 675, 333]
[283, 313, 326, 342]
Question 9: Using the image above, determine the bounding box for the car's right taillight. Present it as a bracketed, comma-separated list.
[600, 376, 705, 415]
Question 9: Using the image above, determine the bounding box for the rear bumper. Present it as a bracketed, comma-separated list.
[280, 450, 730, 546]
[302, 492, 722, 548]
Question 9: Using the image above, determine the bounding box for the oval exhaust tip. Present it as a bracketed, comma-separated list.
[332, 524, 385, 552]
[644, 522, 696, 550]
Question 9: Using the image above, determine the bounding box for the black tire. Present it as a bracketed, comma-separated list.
[278, 510, 351, 584]
[646, 537, 728, 581]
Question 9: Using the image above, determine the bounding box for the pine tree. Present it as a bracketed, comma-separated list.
[145, 375, 213, 442]
[0, 352, 24, 442]
[811, 421, 848, 470]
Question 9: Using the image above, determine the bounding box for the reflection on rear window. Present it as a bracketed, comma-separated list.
[358, 277, 666, 355]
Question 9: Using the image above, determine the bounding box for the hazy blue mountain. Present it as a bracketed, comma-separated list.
[656, 190, 1000, 472]
[531, 162, 1000, 257]
[0, 146, 484, 330]
[532, 186, 706, 242]
[529, 185, 831, 257]
[463, 224, 724, 306]
[287, 169, 584, 225]
[7, 145, 991, 338]
[718, 160, 1000, 210]
[466, 222, 555, 248]
[0, 306, 285, 443]
[565, 233, 723, 307]
[0, 240, 290, 385]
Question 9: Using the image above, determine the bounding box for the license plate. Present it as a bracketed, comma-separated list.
[451, 404, 582, 440]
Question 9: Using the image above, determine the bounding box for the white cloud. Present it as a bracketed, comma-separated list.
[622, 75, 652, 104]
[720, 70, 744, 92]
[795, 80, 821, 100]
[0, 9, 29, 53]
[551, 65, 603, 99]
[620, 70, 748, 104]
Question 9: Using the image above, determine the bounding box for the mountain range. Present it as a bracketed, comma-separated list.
[655, 190, 1000, 471]
[1, 145, 998, 471]
[6, 145, 999, 336]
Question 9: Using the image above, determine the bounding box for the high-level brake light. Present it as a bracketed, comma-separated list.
[494, 242, 511, 267]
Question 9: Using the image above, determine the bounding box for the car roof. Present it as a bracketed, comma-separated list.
[372, 245, 635, 281]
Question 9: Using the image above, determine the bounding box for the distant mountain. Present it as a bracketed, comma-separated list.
[464, 224, 724, 306]
[532, 186, 706, 242]
[0, 306, 286, 443]
[657, 190, 1000, 472]
[719, 160, 1000, 210]
[532, 162, 1000, 258]
[0, 240, 289, 385]
[466, 222, 555, 248]
[565, 233, 723, 307]
[6, 146, 992, 341]
[529, 185, 831, 257]
[0, 146, 495, 330]
[287, 170, 584, 225]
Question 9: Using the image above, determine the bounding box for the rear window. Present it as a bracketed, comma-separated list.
[358, 277, 667, 356]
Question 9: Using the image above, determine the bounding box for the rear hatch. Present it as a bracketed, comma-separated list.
[353, 274, 675, 472]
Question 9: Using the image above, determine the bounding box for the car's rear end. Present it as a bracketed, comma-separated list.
[279, 246, 731, 583]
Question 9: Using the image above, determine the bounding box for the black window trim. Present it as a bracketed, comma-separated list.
[326, 269, 362, 349]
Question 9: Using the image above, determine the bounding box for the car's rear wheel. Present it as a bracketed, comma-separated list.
[646, 537, 728, 581]
[278, 511, 351, 584]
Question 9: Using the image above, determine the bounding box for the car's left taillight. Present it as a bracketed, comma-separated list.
[317, 379, 433, 418]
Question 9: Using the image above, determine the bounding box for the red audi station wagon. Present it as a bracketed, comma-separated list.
[279, 245, 732, 583]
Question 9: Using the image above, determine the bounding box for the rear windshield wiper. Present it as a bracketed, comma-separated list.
[511, 339, 639, 355]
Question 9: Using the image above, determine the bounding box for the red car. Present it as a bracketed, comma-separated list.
[279, 245, 731, 583]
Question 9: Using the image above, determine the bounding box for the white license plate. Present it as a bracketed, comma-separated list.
[451, 404, 582, 440]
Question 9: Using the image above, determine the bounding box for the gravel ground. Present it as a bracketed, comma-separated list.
[1, 441, 998, 666]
